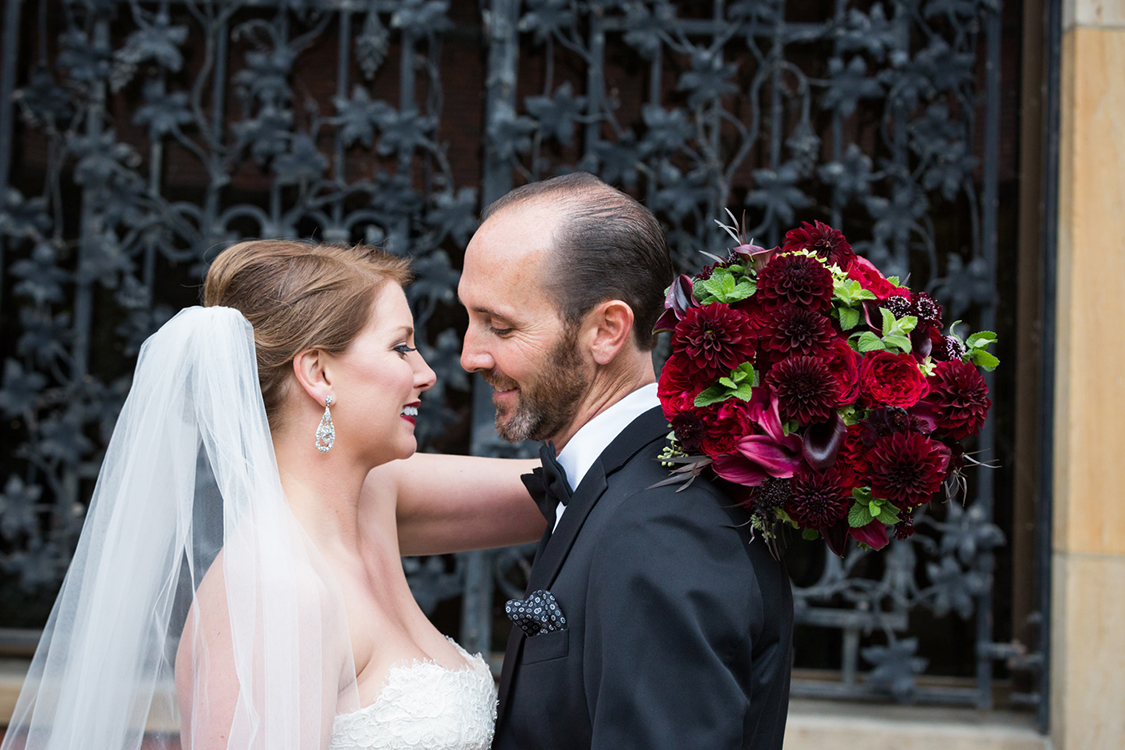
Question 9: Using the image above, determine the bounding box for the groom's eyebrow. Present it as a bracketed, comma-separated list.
[457, 294, 509, 321]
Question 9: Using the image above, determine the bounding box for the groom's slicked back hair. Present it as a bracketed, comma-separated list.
[482, 173, 673, 351]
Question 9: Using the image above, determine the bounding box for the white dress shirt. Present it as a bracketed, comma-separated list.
[552, 382, 660, 531]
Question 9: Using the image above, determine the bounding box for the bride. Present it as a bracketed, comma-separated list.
[1, 240, 546, 750]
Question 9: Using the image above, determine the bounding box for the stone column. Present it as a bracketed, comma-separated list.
[1052, 2, 1125, 747]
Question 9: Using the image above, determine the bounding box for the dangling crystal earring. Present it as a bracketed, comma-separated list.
[315, 395, 335, 453]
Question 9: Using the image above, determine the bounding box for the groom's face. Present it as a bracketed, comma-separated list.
[459, 205, 591, 443]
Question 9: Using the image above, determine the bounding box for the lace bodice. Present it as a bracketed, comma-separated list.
[329, 639, 497, 750]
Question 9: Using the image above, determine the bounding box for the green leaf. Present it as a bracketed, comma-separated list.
[838, 306, 861, 331]
[848, 502, 875, 528]
[971, 349, 1000, 371]
[801, 529, 820, 541]
[887, 276, 901, 286]
[879, 307, 896, 335]
[875, 504, 901, 525]
[919, 356, 937, 377]
[719, 377, 736, 389]
[869, 500, 880, 516]
[694, 384, 730, 408]
[883, 334, 913, 353]
[855, 332, 886, 352]
[852, 487, 874, 502]
[730, 383, 755, 401]
[699, 267, 756, 304]
[966, 331, 998, 349]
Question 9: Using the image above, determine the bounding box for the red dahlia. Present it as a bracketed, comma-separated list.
[926, 360, 991, 439]
[762, 305, 836, 359]
[672, 304, 757, 381]
[765, 355, 841, 425]
[782, 221, 857, 270]
[785, 465, 852, 530]
[865, 431, 949, 509]
[756, 253, 834, 312]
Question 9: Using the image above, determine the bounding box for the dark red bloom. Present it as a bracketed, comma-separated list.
[860, 406, 931, 446]
[835, 423, 867, 485]
[670, 411, 706, 454]
[866, 431, 950, 509]
[824, 339, 861, 406]
[657, 352, 701, 419]
[910, 291, 943, 327]
[859, 351, 930, 408]
[782, 221, 857, 270]
[926, 360, 991, 439]
[742, 476, 792, 515]
[847, 257, 909, 301]
[697, 399, 753, 456]
[766, 355, 841, 425]
[672, 304, 757, 381]
[762, 305, 836, 359]
[893, 514, 916, 541]
[756, 253, 834, 312]
[931, 333, 967, 363]
[880, 295, 913, 320]
[785, 465, 852, 530]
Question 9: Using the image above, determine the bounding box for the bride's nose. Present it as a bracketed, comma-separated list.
[413, 353, 436, 392]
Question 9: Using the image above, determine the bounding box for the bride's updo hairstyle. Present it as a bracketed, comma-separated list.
[203, 240, 411, 428]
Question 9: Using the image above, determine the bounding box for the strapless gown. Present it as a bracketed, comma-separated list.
[329, 638, 497, 750]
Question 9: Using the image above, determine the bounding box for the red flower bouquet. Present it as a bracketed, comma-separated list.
[654, 216, 999, 557]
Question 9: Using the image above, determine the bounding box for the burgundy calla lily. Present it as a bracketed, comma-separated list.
[653, 274, 699, 333]
[711, 389, 803, 487]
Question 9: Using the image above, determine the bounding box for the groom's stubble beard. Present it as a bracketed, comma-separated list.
[487, 324, 589, 444]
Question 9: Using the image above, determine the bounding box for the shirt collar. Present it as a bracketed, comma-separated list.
[555, 383, 660, 492]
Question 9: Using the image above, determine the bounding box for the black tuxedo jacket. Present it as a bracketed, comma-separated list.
[494, 407, 793, 750]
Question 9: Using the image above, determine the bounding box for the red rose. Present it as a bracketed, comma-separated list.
[859, 351, 929, 408]
[658, 352, 700, 419]
[847, 257, 909, 301]
[698, 399, 753, 456]
[824, 339, 860, 406]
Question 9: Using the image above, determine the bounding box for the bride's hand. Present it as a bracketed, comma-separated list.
[363, 453, 544, 556]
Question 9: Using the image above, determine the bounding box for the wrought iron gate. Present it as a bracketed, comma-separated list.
[0, 0, 1036, 715]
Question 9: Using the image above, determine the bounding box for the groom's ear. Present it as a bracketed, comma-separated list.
[292, 348, 332, 402]
[585, 300, 635, 366]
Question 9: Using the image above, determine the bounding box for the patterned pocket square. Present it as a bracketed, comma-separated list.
[506, 589, 567, 637]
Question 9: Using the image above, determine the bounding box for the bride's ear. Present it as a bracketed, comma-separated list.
[292, 348, 333, 405]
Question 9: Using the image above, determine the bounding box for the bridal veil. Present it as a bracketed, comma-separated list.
[1, 306, 360, 750]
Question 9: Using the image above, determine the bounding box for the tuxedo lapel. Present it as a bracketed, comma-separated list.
[524, 406, 669, 593]
[497, 407, 669, 727]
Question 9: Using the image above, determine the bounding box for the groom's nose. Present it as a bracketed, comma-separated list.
[460, 327, 493, 373]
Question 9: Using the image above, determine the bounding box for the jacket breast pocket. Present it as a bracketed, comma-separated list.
[520, 628, 569, 665]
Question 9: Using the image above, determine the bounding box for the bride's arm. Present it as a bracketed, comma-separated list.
[365, 454, 545, 556]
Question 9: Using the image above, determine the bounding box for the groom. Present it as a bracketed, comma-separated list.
[459, 173, 793, 749]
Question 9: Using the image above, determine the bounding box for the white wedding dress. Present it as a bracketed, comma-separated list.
[329, 638, 497, 750]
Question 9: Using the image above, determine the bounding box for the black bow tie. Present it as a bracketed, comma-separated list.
[521, 442, 573, 523]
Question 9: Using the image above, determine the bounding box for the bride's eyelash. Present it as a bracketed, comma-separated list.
[393, 344, 417, 356]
